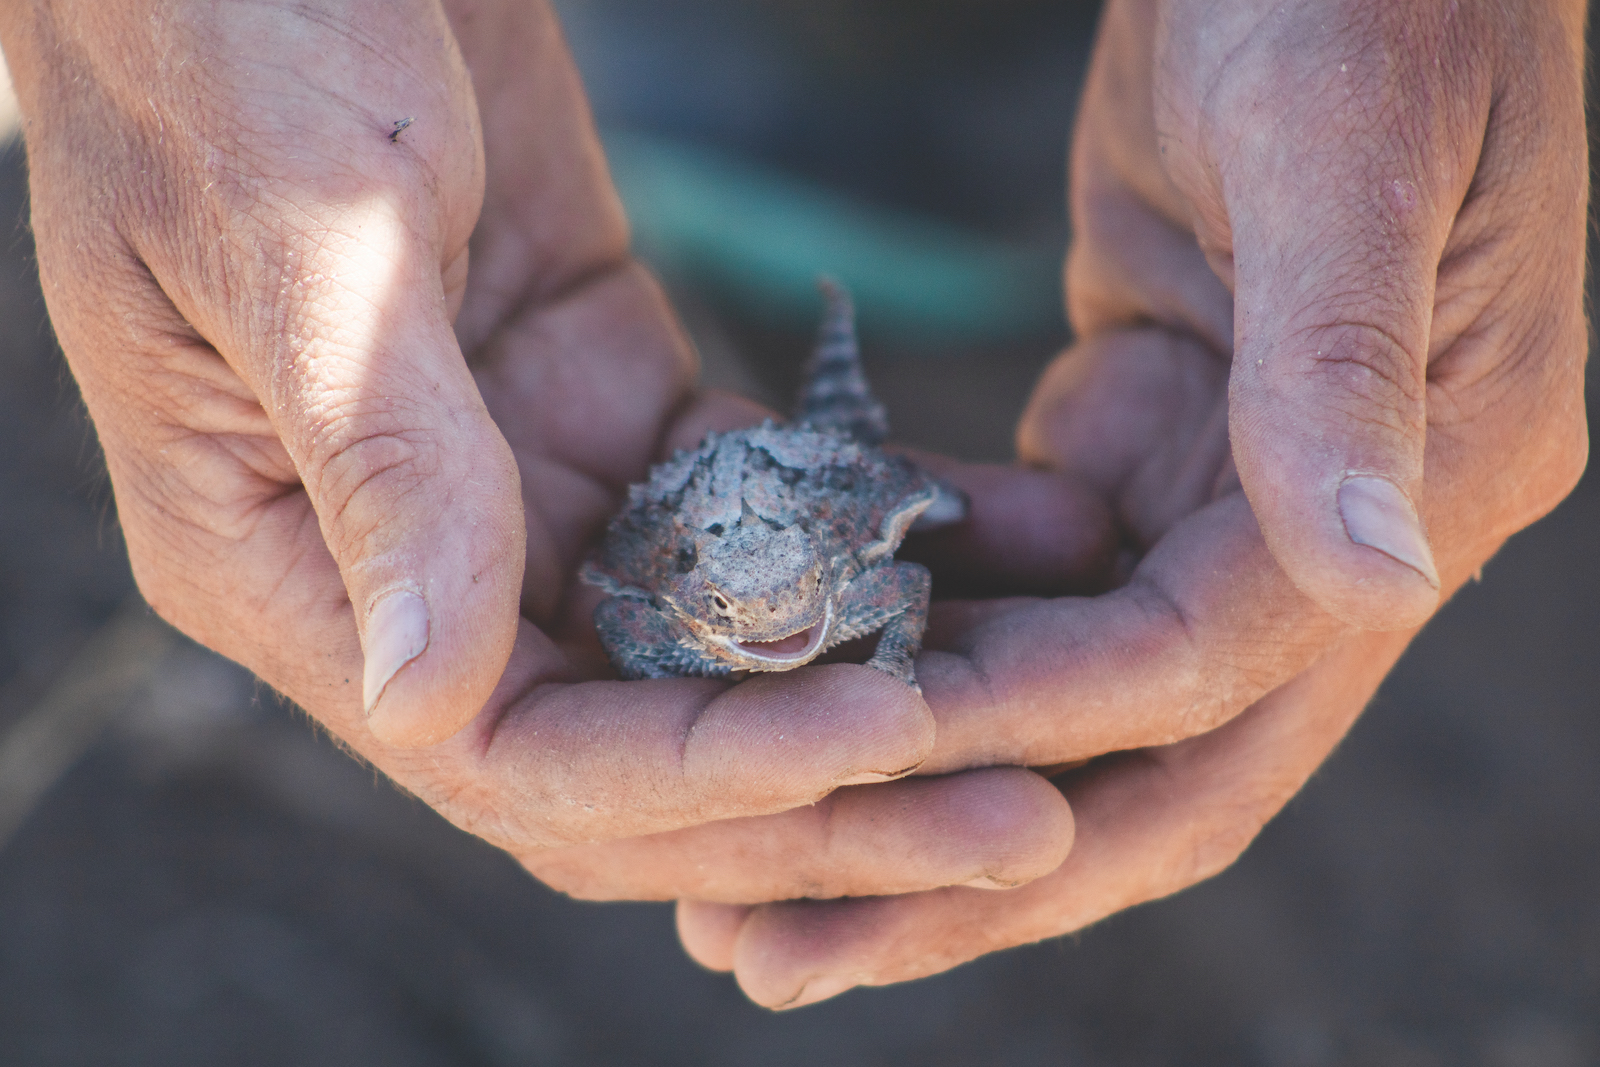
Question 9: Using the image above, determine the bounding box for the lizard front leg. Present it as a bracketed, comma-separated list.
[831, 562, 932, 691]
[593, 596, 732, 680]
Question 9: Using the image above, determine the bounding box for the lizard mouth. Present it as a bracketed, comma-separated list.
[735, 621, 826, 663]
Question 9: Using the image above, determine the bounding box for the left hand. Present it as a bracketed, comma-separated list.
[0, 0, 1085, 909]
[669, 0, 1589, 1006]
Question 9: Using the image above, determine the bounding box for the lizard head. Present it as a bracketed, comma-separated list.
[665, 522, 833, 670]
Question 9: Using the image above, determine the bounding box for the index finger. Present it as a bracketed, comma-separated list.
[895, 453, 1120, 600]
[382, 629, 935, 851]
[915, 487, 1344, 774]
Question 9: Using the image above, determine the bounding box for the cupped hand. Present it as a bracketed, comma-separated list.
[677, 0, 1589, 1005]
[0, 0, 1088, 902]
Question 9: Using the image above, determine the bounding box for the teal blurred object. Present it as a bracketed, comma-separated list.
[602, 129, 1064, 346]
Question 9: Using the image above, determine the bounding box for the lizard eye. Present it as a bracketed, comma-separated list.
[710, 592, 732, 614]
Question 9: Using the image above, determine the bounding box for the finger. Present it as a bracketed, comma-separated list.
[48, 3, 522, 747]
[1163, 16, 1496, 631]
[448, 0, 633, 355]
[1018, 330, 1233, 549]
[1063, 0, 1232, 357]
[390, 655, 937, 849]
[470, 260, 702, 629]
[678, 902, 751, 972]
[920, 326, 1335, 776]
[915, 487, 1344, 774]
[171, 172, 519, 746]
[723, 626, 1412, 1008]
[895, 454, 1119, 599]
[522, 767, 1073, 902]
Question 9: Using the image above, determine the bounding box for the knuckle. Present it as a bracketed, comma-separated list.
[299, 405, 441, 554]
[425, 780, 535, 855]
[1151, 749, 1306, 894]
[1176, 808, 1267, 887]
[1514, 396, 1588, 525]
[1130, 583, 1219, 741]
[1158, 773, 1285, 892]
[1290, 319, 1426, 412]
[1249, 317, 1427, 448]
[1538, 414, 1589, 501]
[1131, 579, 1278, 743]
[1445, 316, 1590, 536]
[520, 852, 625, 902]
[1520, 325, 1591, 510]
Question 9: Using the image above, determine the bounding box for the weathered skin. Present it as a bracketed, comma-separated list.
[581, 282, 965, 689]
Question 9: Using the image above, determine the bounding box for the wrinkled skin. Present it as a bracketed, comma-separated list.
[675, 0, 1590, 1007]
[0, 0, 1085, 913]
[2, 0, 1586, 1013]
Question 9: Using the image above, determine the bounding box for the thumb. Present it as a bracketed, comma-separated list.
[1217, 91, 1476, 630]
[15, 0, 524, 746]
[167, 194, 523, 748]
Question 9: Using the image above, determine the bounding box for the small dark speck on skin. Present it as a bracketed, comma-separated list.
[472, 573, 480, 583]
[388, 117, 414, 144]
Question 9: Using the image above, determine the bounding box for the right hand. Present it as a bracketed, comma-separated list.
[0, 0, 1095, 899]
[670, 0, 1590, 1006]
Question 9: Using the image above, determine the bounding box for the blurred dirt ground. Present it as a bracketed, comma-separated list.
[0, 6, 1598, 1065]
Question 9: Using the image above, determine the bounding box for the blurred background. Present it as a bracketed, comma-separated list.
[0, 2, 1596, 1064]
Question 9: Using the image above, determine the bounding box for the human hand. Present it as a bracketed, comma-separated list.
[0, 0, 1086, 901]
[675, 0, 1589, 1005]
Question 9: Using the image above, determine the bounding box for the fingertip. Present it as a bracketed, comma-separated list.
[732, 900, 863, 1009]
[1262, 472, 1441, 632]
[771, 974, 858, 1010]
[693, 665, 935, 796]
[827, 666, 938, 782]
[361, 531, 525, 748]
[1311, 565, 1440, 634]
[863, 767, 1076, 890]
[964, 769, 1077, 887]
[361, 585, 521, 747]
[1337, 474, 1440, 590]
[676, 901, 751, 972]
[364, 612, 519, 747]
[733, 895, 935, 1009]
[899, 458, 1118, 598]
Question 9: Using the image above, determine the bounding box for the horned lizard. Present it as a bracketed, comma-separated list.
[580, 280, 967, 690]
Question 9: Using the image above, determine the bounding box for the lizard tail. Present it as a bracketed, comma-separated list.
[794, 277, 889, 446]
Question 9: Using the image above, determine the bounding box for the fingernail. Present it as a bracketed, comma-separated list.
[835, 764, 920, 787]
[363, 590, 430, 717]
[780, 974, 858, 1009]
[961, 874, 1023, 890]
[1337, 476, 1439, 588]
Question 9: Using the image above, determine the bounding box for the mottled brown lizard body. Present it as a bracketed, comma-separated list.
[581, 282, 966, 690]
